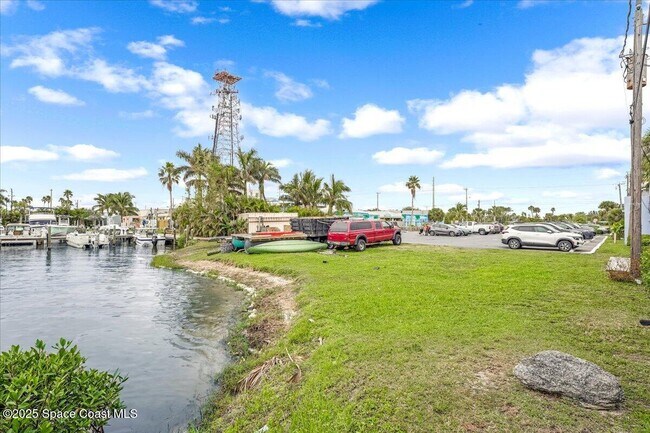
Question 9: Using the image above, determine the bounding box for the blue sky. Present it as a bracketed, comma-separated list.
[0, 0, 636, 214]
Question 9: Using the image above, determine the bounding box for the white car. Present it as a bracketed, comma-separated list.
[501, 224, 584, 252]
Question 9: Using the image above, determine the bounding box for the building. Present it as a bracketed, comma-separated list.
[623, 193, 650, 241]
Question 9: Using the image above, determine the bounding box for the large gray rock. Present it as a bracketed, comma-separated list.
[514, 350, 623, 409]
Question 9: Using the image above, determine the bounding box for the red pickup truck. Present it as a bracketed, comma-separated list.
[327, 220, 402, 251]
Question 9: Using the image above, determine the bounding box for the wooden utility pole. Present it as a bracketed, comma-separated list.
[630, 0, 645, 278]
[376, 192, 380, 210]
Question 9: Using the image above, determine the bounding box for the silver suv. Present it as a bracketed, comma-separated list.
[501, 224, 584, 252]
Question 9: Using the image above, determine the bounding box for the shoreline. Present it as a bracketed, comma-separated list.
[151, 246, 300, 431]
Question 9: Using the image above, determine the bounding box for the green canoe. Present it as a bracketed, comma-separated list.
[245, 240, 327, 254]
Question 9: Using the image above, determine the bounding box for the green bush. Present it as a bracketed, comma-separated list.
[0, 339, 126, 433]
[175, 233, 186, 249]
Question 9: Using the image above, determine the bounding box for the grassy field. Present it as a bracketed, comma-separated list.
[166, 240, 649, 433]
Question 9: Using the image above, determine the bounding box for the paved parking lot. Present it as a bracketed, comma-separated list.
[402, 231, 607, 254]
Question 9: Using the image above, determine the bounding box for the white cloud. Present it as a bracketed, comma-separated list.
[1, 0, 44, 14]
[242, 102, 331, 141]
[157, 35, 184, 47]
[57, 167, 148, 181]
[127, 35, 184, 60]
[0, 0, 18, 14]
[518, 0, 550, 9]
[372, 147, 444, 165]
[457, 0, 474, 9]
[26, 0, 45, 11]
[149, 0, 197, 13]
[2, 27, 99, 76]
[215, 59, 235, 69]
[410, 36, 633, 170]
[269, 158, 293, 168]
[311, 78, 330, 89]
[340, 104, 405, 138]
[74, 59, 150, 93]
[407, 85, 526, 134]
[542, 190, 578, 199]
[119, 110, 155, 119]
[595, 168, 623, 180]
[292, 19, 322, 27]
[268, 0, 379, 20]
[191, 16, 216, 24]
[28, 85, 85, 106]
[1, 146, 59, 163]
[441, 133, 629, 169]
[217, 18, 230, 24]
[48, 144, 119, 161]
[265, 71, 313, 102]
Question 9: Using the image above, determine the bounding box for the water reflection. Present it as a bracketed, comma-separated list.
[0, 244, 242, 433]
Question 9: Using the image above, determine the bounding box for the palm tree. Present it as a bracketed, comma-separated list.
[252, 159, 281, 201]
[93, 194, 112, 216]
[405, 176, 421, 227]
[323, 174, 352, 214]
[24, 196, 33, 208]
[236, 149, 258, 197]
[176, 144, 213, 203]
[550, 207, 556, 216]
[527, 205, 535, 218]
[110, 192, 138, 223]
[0, 189, 8, 209]
[279, 170, 324, 208]
[158, 162, 180, 227]
[41, 195, 51, 207]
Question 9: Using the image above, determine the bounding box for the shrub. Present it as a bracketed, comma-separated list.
[0, 339, 126, 433]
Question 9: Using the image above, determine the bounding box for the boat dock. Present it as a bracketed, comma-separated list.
[0, 236, 47, 248]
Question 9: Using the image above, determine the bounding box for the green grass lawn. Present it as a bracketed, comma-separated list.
[177, 240, 649, 432]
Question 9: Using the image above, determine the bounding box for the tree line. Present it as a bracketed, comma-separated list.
[161, 144, 352, 237]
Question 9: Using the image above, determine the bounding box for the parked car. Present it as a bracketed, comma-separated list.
[459, 221, 494, 235]
[501, 224, 584, 252]
[551, 221, 594, 240]
[428, 223, 463, 237]
[327, 219, 401, 251]
[451, 224, 472, 236]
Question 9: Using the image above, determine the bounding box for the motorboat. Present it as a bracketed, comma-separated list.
[90, 232, 110, 249]
[3, 223, 32, 236]
[29, 212, 76, 237]
[66, 231, 93, 249]
[66, 231, 92, 249]
[135, 228, 165, 246]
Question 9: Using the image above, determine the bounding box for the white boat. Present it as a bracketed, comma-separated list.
[66, 230, 110, 249]
[3, 223, 32, 236]
[29, 212, 76, 237]
[66, 232, 92, 249]
[135, 228, 165, 246]
[97, 224, 131, 237]
[90, 232, 110, 249]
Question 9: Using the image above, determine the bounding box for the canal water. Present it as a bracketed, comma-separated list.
[0, 244, 243, 433]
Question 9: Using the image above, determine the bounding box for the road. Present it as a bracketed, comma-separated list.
[402, 231, 607, 254]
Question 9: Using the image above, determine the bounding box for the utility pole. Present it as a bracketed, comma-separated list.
[432, 176, 435, 210]
[617, 182, 624, 207]
[50, 188, 53, 211]
[376, 192, 380, 210]
[478, 199, 481, 209]
[630, 0, 645, 278]
[10, 188, 14, 211]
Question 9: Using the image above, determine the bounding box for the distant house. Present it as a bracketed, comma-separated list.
[122, 208, 171, 229]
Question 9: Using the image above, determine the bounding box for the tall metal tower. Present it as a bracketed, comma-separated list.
[210, 70, 242, 166]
